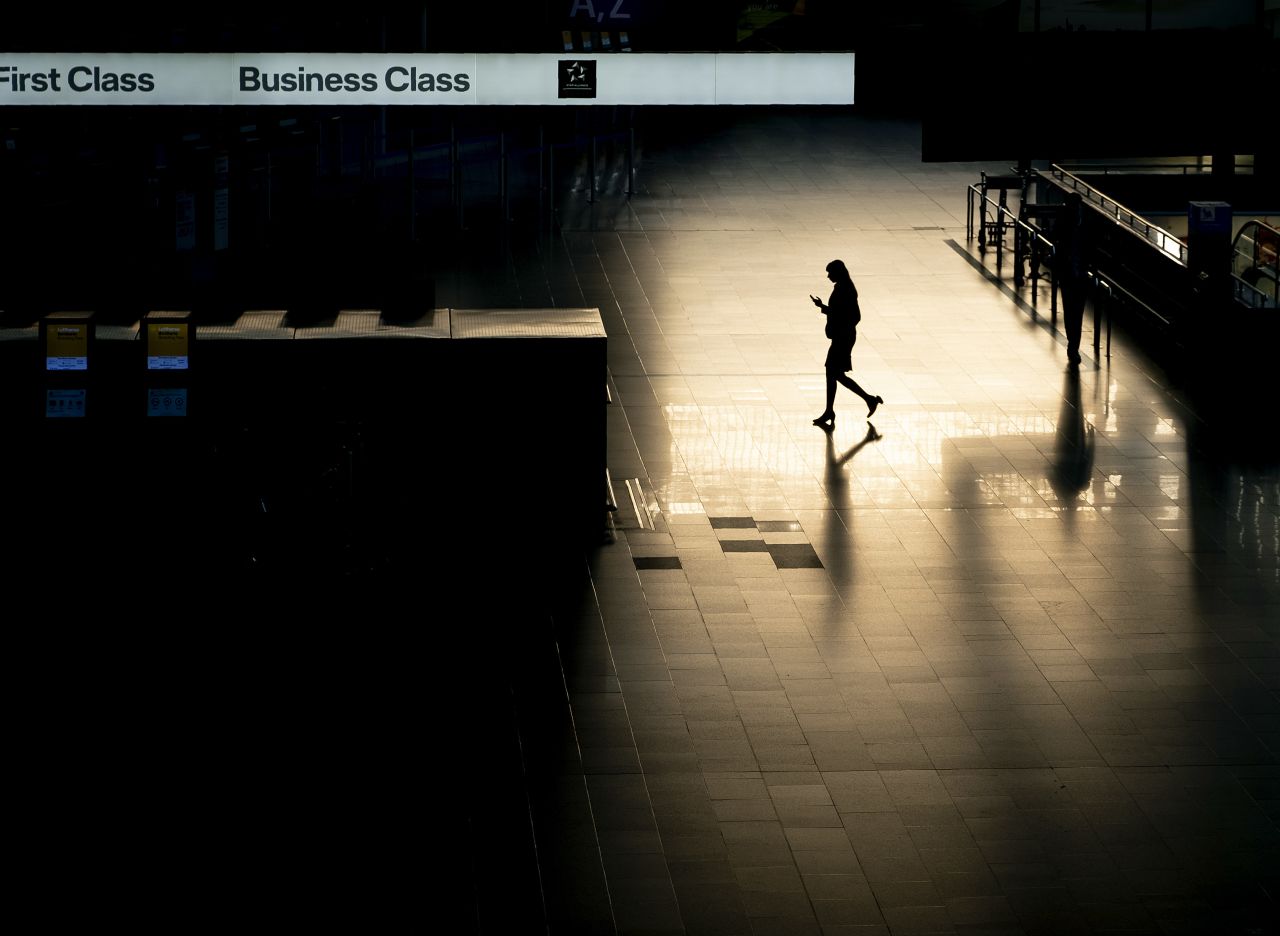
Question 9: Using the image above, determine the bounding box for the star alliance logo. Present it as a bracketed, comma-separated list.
[558, 60, 596, 99]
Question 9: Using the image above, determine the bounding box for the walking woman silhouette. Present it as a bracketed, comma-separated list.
[811, 259, 882, 428]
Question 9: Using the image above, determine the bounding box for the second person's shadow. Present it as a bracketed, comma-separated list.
[1050, 366, 1095, 508]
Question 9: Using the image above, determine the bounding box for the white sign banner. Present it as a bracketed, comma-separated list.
[0, 53, 854, 106]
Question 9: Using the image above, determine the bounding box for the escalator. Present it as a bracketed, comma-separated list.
[1231, 219, 1279, 310]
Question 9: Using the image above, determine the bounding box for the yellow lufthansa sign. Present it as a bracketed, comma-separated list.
[46, 325, 88, 371]
[147, 323, 190, 370]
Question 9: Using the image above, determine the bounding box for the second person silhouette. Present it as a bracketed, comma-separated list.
[811, 259, 882, 428]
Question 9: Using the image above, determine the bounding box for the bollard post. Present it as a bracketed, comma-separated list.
[1013, 221, 1024, 287]
[499, 131, 508, 223]
[588, 133, 596, 204]
[1093, 276, 1102, 359]
[626, 108, 635, 198]
[1050, 254, 1059, 324]
[450, 122, 461, 229]
[1100, 285, 1111, 358]
[143, 310, 193, 420]
[627, 125, 634, 198]
[996, 205, 1004, 275]
[407, 127, 416, 242]
[40, 311, 94, 421]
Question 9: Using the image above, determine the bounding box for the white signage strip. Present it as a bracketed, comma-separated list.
[0, 53, 854, 106]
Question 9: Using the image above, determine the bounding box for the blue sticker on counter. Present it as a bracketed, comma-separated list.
[46, 388, 87, 418]
[148, 387, 188, 417]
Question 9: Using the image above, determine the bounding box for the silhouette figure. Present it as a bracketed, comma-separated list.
[1055, 192, 1089, 366]
[811, 259, 882, 427]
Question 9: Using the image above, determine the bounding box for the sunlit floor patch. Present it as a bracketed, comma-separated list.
[757, 520, 804, 533]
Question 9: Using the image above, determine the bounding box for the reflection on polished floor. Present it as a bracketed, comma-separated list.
[436, 112, 1278, 935]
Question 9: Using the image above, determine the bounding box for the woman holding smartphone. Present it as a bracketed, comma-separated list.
[811, 259, 882, 428]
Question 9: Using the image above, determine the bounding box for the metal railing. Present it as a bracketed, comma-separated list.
[1056, 161, 1253, 177]
[967, 169, 1273, 365]
[1045, 164, 1188, 266]
[966, 177, 1058, 316]
[967, 173, 1133, 360]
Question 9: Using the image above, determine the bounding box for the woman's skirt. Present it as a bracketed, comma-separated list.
[825, 338, 854, 373]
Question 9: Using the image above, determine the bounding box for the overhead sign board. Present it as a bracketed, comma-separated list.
[0, 53, 854, 106]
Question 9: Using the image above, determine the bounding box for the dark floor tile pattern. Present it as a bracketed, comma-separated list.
[719, 539, 770, 553]
[709, 517, 825, 568]
[634, 556, 685, 570]
[765, 544, 824, 569]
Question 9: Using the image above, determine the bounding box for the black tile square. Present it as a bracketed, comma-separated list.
[757, 521, 803, 533]
[710, 517, 757, 529]
[720, 540, 769, 553]
[767, 545, 824, 569]
[634, 556, 683, 570]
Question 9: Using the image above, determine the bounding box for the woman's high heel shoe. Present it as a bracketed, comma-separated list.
[812, 412, 835, 428]
[866, 395, 883, 419]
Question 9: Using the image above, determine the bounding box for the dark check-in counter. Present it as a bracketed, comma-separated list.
[0, 306, 606, 590]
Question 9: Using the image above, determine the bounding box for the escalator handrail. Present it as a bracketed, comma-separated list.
[1042, 165, 1188, 267]
[1231, 219, 1280, 267]
[1228, 217, 1280, 302]
[1240, 219, 1280, 239]
[1231, 220, 1280, 307]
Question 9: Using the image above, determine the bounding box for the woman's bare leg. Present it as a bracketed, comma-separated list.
[837, 373, 882, 417]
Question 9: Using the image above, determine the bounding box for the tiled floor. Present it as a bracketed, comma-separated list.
[421, 110, 1280, 936]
